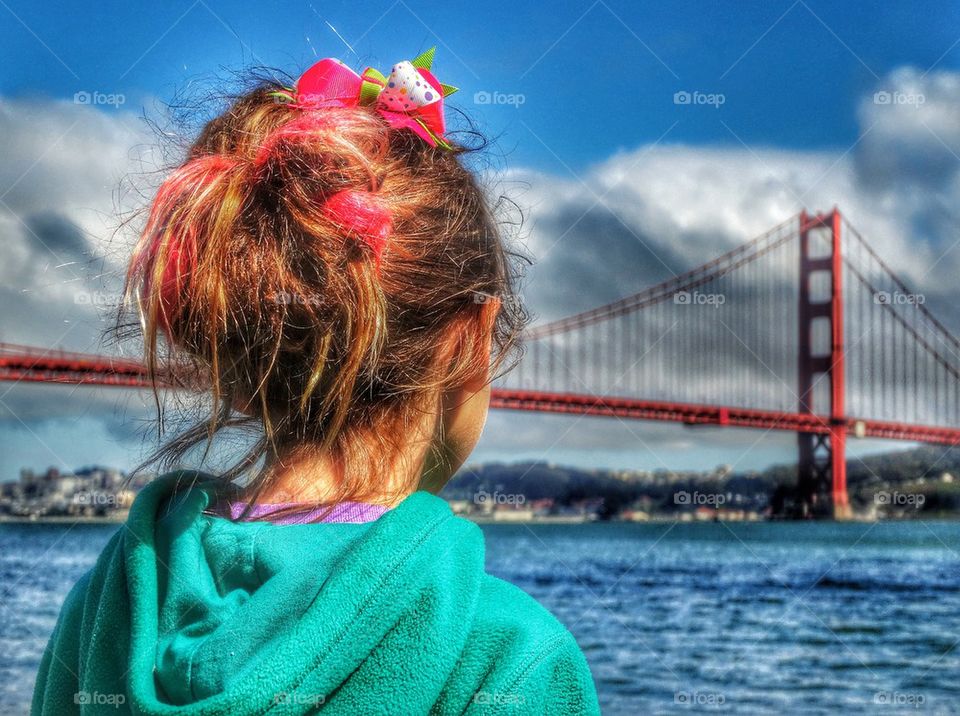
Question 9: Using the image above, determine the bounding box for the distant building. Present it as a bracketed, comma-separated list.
[491, 509, 536, 522]
[0, 465, 139, 519]
[694, 506, 717, 521]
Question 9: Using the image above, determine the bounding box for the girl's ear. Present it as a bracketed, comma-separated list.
[418, 299, 500, 494]
[461, 298, 499, 390]
[431, 297, 499, 388]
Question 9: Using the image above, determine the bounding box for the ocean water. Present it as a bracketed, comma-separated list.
[2, 520, 959, 714]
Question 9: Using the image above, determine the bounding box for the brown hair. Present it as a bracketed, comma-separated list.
[123, 78, 526, 507]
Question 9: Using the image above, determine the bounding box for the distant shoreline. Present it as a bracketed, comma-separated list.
[0, 514, 129, 525]
[467, 515, 596, 524]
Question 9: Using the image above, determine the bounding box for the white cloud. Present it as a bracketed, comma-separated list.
[0, 98, 162, 478]
[510, 69, 960, 326]
[2, 66, 960, 478]
[0, 97, 158, 352]
[478, 66, 960, 470]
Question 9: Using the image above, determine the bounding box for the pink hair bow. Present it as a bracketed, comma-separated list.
[273, 47, 458, 148]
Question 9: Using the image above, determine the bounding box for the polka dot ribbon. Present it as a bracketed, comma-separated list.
[271, 47, 458, 148]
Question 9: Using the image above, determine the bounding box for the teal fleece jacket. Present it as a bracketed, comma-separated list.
[32, 473, 600, 715]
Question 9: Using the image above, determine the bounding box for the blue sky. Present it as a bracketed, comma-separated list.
[1, 0, 957, 168]
[1, 0, 959, 478]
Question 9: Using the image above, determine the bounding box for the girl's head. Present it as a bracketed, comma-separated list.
[125, 54, 526, 505]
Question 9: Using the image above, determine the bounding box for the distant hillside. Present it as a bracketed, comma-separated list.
[446, 462, 760, 517]
[449, 445, 960, 517]
[446, 462, 646, 516]
[846, 445, 960, 484]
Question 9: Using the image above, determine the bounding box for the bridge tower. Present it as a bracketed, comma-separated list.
[797, 209, 851, 519]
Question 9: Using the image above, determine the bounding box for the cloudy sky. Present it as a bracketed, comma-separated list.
[0, 0, 959, 479]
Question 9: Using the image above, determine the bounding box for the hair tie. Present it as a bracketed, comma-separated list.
[321, 189, 392, 263]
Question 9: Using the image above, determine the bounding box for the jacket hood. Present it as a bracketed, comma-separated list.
[62, 473, 484, 714]
[34, 473, 601, 715]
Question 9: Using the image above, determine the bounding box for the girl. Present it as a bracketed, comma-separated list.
[32, 50, 600, 715]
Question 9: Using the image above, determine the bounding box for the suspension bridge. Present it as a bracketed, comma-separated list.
[3, 209, 959, 518]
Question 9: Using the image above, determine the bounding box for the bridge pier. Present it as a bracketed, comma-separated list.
[797, 209, 851, 519]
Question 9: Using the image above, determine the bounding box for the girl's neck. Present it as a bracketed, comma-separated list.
[257, 434, 434, 508]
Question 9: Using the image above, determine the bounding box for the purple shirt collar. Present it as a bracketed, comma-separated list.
[223, 500, 390, 525]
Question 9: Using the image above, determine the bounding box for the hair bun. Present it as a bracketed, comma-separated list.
[252, 113, 340, 172]
[321, 189, 392, 262]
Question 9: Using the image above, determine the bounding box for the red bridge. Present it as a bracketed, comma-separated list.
[3, 209, 959, 517]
